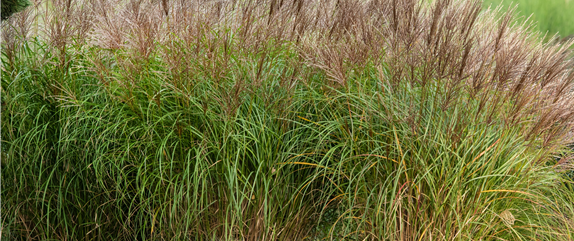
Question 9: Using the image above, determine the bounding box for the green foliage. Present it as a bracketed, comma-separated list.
[483, 0, 574, 38]
[2, 0, 574, 240]
[1, 0, 31, 20]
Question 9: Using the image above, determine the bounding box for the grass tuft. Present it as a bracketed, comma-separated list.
[2, 0, 574, 240]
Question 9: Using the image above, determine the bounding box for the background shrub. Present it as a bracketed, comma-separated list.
[1, 0, 31, 20]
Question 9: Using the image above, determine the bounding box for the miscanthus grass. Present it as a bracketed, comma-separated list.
[2, 0, 574, 240]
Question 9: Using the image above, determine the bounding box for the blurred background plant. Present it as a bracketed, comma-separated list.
[1, 0, 31, 20]
[483, 0, 574, 42]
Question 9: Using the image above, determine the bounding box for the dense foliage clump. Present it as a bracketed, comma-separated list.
[2, 0, 574, 240]
[1, 0, 30, 20]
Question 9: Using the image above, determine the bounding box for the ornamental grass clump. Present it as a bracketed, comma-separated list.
[2, 0, 574, 240]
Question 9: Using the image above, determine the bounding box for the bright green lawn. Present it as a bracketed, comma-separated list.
[483, 0, 574, 38]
